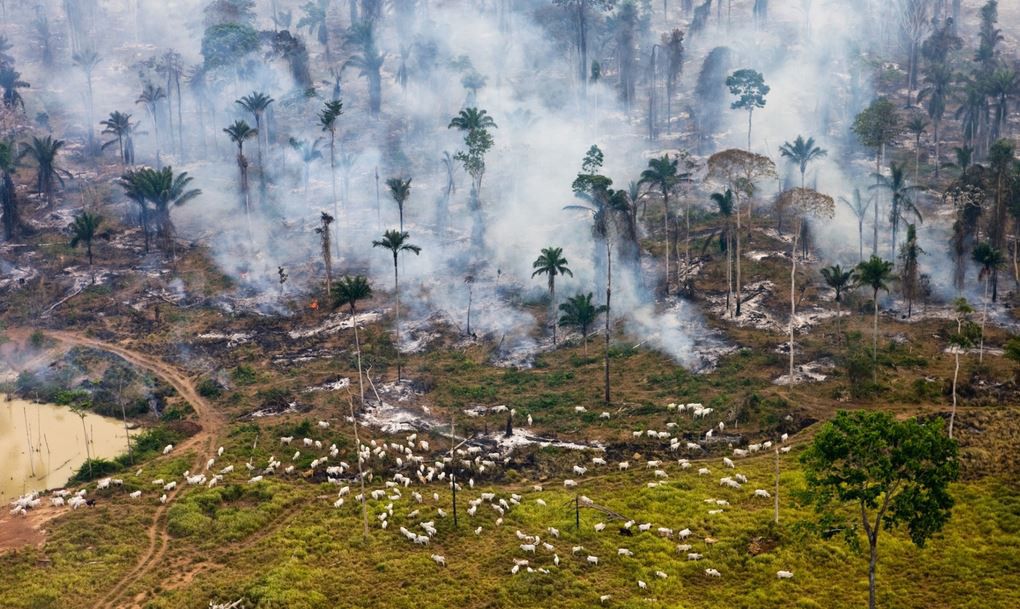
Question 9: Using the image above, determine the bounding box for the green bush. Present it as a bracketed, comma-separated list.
[197, 378, 224, 398]
[231, 365, 258, 385]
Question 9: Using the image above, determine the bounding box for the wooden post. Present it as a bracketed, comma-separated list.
[575, 495, 580, 531]
[773, 447, 780, 524]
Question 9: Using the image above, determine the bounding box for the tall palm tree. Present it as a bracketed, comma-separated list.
[72, 49, 101, 155]
[372, 230, 421, 381]
[955, 79, 989, 153]
[820, 264, 855, 343]
[898, 223, 925, 318]
[0, 140, 21, 241]
[314, 211, 334, 301]
[870, 162, 922, 259]
[69, 212, 103, 282]
[985, 65, 1018, 141]
[319, 99, 344, 251]
[100, 111, 139, 166]
[135, 83, 167, 163]
[558, 292, 606, 356]
[289, 137, 322, 196]
[531, 246, 573, 344]
[855, 255, 895, 380]
[0, 64, 29, 110]
[117, 169, 151, 252]
[778, 135, 827, 187]
[639, 155, 679, 293]
[905, 115, 927, 179]
[972, 242, 1004, 363]
[343, 22, 384, 116]
[224, 120, 257, 243]
[917, 62, 953, 177]
[840, 188, 873, 262]
[20, 136, 68, 208]
[298, 0, 331, 61]
[235, 91, 274, 171]
[710, 189, 735, 315]
[332, 275, 373, 405]
[386, 177, 412, 231]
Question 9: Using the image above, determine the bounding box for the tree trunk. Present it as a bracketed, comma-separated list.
[79, 414, 93, 479]
[604, 244, 612, 404]
[873, 288, 880, 383]
[663, 188, 670, 294]
[858, 218, 864, 262]
[330, 132, 340, 258]
[735, 195, 743, 316]
[868, 536, 878, 609]
[979, 276, 988, 363]
[950, 348, 959, 439]
[773, 447, 779, 523]
[789, 220, 799, 384]
[746, 108, 753, 151]
[551, 280, 557, 345]
[352, 305, 365, 405]
[873, 151, 880, 256]
[394, 256, 402, 381]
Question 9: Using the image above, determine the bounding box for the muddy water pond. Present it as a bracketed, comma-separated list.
[0, 398, 130, 503]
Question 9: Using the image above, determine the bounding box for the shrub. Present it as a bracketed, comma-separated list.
[197, 378, 224, 398]
[231, 365, 257, 385]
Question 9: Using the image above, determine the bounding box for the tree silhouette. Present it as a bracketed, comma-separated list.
[640, 155, 680, 293]
[855, 255, 895, 379]
[839, 188, 873, 262]
[314, 212, 334, 302]
[710, 189, 735, 314]
[100, 111, 140, 166]
[332, 275, 373, 405]
[372, 230, 421, 381]
[558, 292, 606, 356]
[69, 212, 103, 282]
[726, 68, 769, 150]
[343, 21, 384, 116]
[20, 136, 69, 208]
[779, 135, 826, 188]
[820, 264, 855, 343]
[319, 99, 344, 250]
[136, 83, 167, 163]
[0, 139, 22, 240]
[532, 246, 573, 344]
[386, 177, 412, 232]
[224, 120, 257, 243]
[0, 64, 29, 110]
[852, 98, 901, 256]
[236, 91, 274, 171]
[870, 161, 922, 258]
[972, 241, 1004, 363]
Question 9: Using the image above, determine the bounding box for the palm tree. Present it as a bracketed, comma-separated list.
[972, 242, 1004, 363]
[343, 22, 384, 116]
[985, 65, 1018, 141]
[947, 298, 974, 439]
[100, 111, 139, 166]
[448, 107, 497, 132]
[558, 292, 607, 356]
[0, 64, 29, 110]
[117, 169, 151, 252]
[69, 401, 93, 479]
[905, 115, 927, 179]
[778, 135, 827, 187]
[531, 246, 573, 344]
[135, 83, 167, 163]
[917, 62, 953, 177]
[332, 275, 373, 405]
[855, 255, 895, 380]
[289, 137, 322, 196]
[386, 177, 412, 231]
[870, 162, 922, 259]
[69, 212, 103, 282]
[314, 212, 334, 301]
[118, 166, 200, 258]
[955, 79, 989, 153]
[820, 264, 855, 343]
[898, 224, 925, 318]
[840, 188, 873, 262]
[464, 274, 475, 336]
[297, 0, 331, 61]
[235, 91, 274, 170]
[710, 189, 735, 315]
[639, 155, 679, 293]
[72, 49, 101, 155]
[0, 140, 21, 241]
[372, 230, 421, 381]
[20, 136, 68, 208]
[224, 120, 257, 243]
[319, 99, 344, 250]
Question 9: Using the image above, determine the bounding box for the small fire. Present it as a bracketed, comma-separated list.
[309, 299, 319, 311]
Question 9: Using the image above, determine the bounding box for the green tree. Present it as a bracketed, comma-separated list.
[972, 241, 1004, 363]
[343, 22, 384, 116]
[319, 99, 344, 245]
[710, 189, 735, 314]
[726, 68, 769, 150]
[314, 211, 334, 302]
[0, 64, 29, 110]
[852, 98, 901, 256]
[224, 120, 257, 242]
[905, 115, 927, 180]
[332, 275, 373, 404]
[69, 211, 103, 281]
[372, 230, 421, 381]
[917, 62, 953, 178]
[778, 135, 827, 187]
[855, 255, 895, 378]
[201, 23, 259, 73]
[20, 136, 68, 208]
[558, 292, 606, 356]
[800, 410, 959, 609]
[118, 167, 201, 258]
[297, 0, 331, 61]
[135, 83, 167, 163]
[0, 139, 21, 240]
[898, 224, 925, 318]
[553, 0, 617, 94]
[821, 264, 855, 343]
[235, 91, 274, 171]
[840, 188, 873, 261]
[870, 162, 922, 259]
[386, 177, 412, 232]
[448, 108, 497, 213]
[531, 246, 573, 345]
[640, 155, 680, 293]
[100, 111, 139, 166]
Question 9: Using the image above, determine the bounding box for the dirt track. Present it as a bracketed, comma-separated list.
[0, 330, 223, 609]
